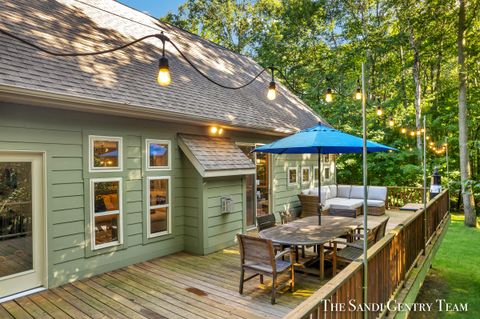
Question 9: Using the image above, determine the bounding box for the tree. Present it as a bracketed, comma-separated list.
[457, 0, 477, 227]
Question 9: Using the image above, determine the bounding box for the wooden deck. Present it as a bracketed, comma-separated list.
[0, 210, 414, 319]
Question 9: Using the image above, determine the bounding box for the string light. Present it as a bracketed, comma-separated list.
[401, 128, 407, 134]
[355, 80, 362, 100]
[266, 67, 277, 100]
[157, 36, 171, 86]
[410, 131, 415, 137]
[376, 106, 383, 116]
[388, 117, 394, 127]
[325, 87, 333, 103]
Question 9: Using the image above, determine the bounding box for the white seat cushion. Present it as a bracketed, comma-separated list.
[350, 186, 364, 199]
[301, 189, 310, 195]
[326, 198, 363, 210]
[328, 185, 337, 198]
[367, 199, 385, 207]
[337, 185, 351, 198]
[368, 186, 387, 201]
[307, 188, 318, 195]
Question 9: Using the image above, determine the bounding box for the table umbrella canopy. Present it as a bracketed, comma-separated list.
[252, 122, 396, 226]
[253, 123, 396, 154]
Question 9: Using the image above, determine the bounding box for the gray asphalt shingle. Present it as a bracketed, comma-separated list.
[0, 0, 324, 133]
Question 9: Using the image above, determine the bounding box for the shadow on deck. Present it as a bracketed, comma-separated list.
[0, 210, 414, 319]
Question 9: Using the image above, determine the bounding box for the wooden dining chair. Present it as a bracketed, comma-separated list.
[237, 234, 294, 304]
[256, 214, 277, 231]
[327, 217, 390, 275]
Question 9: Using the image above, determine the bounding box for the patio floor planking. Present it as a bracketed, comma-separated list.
[0, 209, 414, 319]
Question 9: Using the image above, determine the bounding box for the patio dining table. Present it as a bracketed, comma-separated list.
[258, 215, 363, 280]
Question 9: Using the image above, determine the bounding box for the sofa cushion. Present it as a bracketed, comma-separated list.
[326, 198, 363, 210]
[301, 189, 310, 195]
[328, 185, 337, 198]
[337, 185, 351, 198]
[368, 186, 387, 201]
[367, 199, 385, 207]
[350, 185, 364, 199]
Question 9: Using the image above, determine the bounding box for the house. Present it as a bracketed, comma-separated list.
[0, 0, 337, 298]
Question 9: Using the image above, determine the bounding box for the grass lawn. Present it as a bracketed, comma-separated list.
[411, 214, 480, 318]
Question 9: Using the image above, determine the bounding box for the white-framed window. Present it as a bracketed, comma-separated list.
[313, 166, 319, 181]
[324, 167, 331, 180]
[301, 167, 311, 184]
[89, 135, 123, 172]
[324, 154, 330, 163]
[90, 178, 123, 250]
[146, 139, 171, 170]
[287, 167, 298, 186]
[147, 176, 171, 237]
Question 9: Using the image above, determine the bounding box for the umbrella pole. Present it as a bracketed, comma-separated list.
[318, 150, 322, 225]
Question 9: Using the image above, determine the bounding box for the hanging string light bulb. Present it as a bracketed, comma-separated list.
[388, 117, 394, 127]
[410, 131, 416, 137]
[401, 128, 407, 134]
[157, 34, 172, 86]
[325, 87, 333, 103]
[267, 67, 277, 101]
[355, 79, 362, 100]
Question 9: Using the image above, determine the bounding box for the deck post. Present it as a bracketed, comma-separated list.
[361, 62, 368, 319]
[423, 116, 428, 254]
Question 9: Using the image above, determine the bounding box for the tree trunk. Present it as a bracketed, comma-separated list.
[409, 30, 422, 154]
[400, 47, 409, 109]
[457, 0, 477, 227]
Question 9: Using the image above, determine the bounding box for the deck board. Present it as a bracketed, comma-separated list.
[0, 210, 413, 319]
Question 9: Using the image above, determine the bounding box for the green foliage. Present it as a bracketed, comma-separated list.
[162, 0, 479, 210]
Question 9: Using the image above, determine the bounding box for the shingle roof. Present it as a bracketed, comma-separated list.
[178, 134, 255, 177]
[0, 0, 324, 133]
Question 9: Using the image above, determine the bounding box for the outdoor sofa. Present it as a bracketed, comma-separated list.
[298, 185, 387, 218]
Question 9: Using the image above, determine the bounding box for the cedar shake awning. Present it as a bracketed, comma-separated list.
[178, 134, 255, 178]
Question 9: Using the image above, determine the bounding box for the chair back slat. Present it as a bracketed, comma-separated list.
[374, 217, 390, 243]
[237, 234, 275, 270]
[256, 214, 276, 231]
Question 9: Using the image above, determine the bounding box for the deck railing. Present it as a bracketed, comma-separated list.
[286, 189, 449, 319]
[386, 186, 427, 209]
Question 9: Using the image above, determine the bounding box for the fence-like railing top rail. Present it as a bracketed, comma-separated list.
[285, 189, 449, 319]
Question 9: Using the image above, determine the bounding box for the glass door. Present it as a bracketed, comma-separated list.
[0, 153, 44, 298]
[255, 152, 270, 217]
[238, 145, 256, 227]
[238, 145, 271, 227]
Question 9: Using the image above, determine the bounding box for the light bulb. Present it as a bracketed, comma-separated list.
[388, 117, 394, 127]
[376, 106, 383, 116]
[325, 88, 333, 103]
[355, 88, 362, 100]
[157, 57, 171, 86]
[218, 128, 224, 135]
[210, 127, 218, 134]
[401, 128, 407, 134]
[416, 130, 421, 136]
[267, 81, 277, 100]
[410, 131, 415, 137]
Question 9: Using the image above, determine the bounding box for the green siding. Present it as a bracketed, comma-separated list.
[203, 177, 245, 254]
[272, 154, 336, 214]
[0, 102, 335, 289]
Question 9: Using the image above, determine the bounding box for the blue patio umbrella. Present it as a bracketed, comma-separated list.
[253, 123, 396, 224]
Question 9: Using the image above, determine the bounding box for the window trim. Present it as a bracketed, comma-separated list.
[324, 154, 330, 163]
[301, 167, 311, 184]
[146, 176, 172, 238]
[90, 177, 123, 250]
[287, 167, 298, 186]
[88, 135, 123, 172]
[145, 139, 171, 171]
[313, 166, 319, 181]
[324, 167, 331, 180]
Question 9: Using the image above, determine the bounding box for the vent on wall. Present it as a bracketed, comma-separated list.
[221, 197, 234, 214]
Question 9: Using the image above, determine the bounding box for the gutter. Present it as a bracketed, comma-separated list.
[0, 84, 293, 137]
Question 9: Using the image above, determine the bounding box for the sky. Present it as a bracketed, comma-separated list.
[118, 0, 182, 18]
